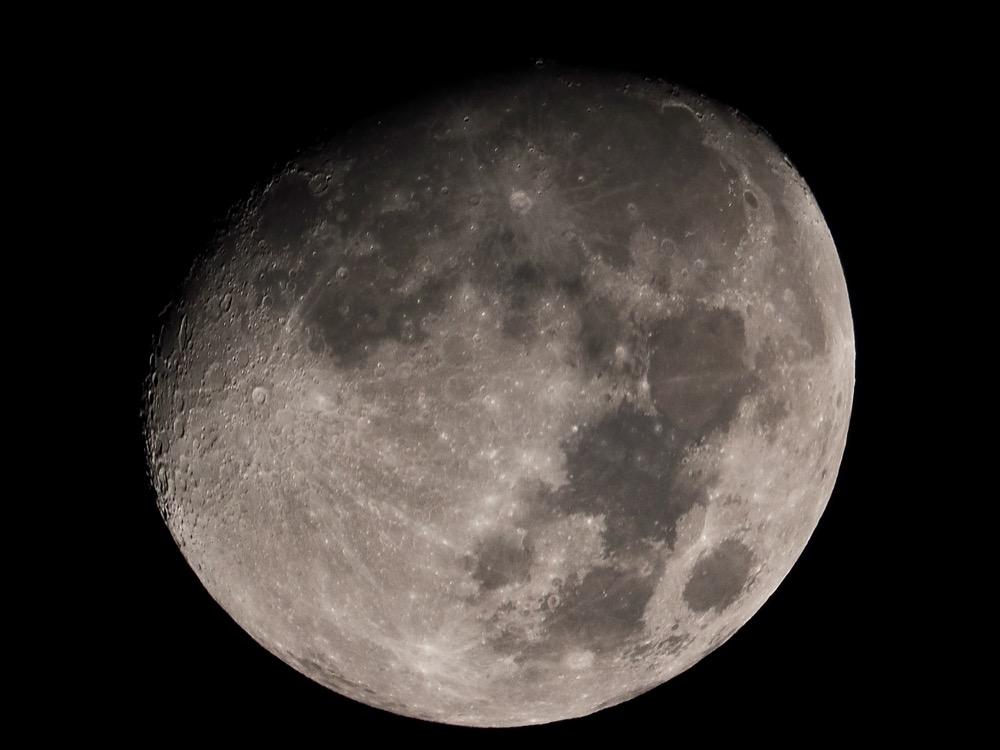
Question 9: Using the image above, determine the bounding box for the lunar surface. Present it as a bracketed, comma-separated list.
[144, 65, 854, 727]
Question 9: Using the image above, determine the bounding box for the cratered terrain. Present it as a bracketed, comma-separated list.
[143, 63, 854, 727]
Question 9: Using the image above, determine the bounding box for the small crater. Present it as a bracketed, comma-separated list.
[744, 190, 758, 209]
[509, 190, 533, 213]
[308, 173, 330, 195]
[563, 649, 594, 670]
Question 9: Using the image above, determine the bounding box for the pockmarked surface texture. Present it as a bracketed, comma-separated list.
[145, 68, 854, 727]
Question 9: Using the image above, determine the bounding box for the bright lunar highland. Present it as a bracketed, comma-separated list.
[145, 66, 855, 726]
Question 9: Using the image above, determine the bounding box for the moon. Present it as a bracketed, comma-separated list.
[144, 63, 854, 727]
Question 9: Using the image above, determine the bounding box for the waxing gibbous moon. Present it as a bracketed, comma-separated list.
[144, 65, 854, 727]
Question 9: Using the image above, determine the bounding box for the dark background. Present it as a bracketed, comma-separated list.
[106, 38, 903, 740]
